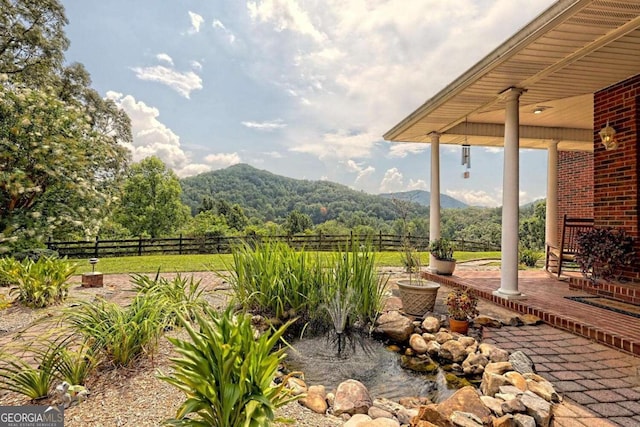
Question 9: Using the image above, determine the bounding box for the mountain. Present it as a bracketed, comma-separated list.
[180, 164, 436, 224]
[379, 190, 468, 209]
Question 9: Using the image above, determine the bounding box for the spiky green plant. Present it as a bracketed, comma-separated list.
[65, 296, 165, 367]
[5, 256, 76, 308]
[54, 343, 97, 386]
[0, 257, 21, 287]
[225, 241, 320, 321]
[0, 338, 67, 400]
[130, 272, 208, 325]
[160, 307, 297, 427]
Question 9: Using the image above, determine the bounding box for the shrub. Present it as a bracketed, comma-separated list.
[429, 238, 455, 261]
[65, 296, 165, 367]
[160, 307, 297, 426]
[0, 257, 21, 287]
[519, 249, 541, 267]
[6, 256, 76, 308]
[576, 228, 635, 283]
[13, 248, 59, 262]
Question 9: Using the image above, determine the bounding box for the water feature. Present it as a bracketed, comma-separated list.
[285, 333, 458, 402]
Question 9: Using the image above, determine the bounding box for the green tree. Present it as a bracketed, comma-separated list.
[0, 0, 69, 82]
[519, 200, 546, 250]
[0, 83, 127, 251]
[116, 157, 190, 238]
[284, 210, 313, 235]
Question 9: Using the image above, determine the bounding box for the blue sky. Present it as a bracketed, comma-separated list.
[61, 0, 556, 207]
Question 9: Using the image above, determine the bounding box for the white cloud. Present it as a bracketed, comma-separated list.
[247, 0, 326, 43]
[407, 179, 427, 191]
[105, 91, 210, 177]
[213, 19, 236, 44]
[131, 65, 203, 98]
[190, 60, 203, 71]
[204, 153, 242, 169]
[379, 167, 404, 193]
[188, 11, 204, 33]
[344, 160, 375, 184]
[241, 120, 287, 131]
[291, 130, 378, 159]
[484, 147, 503, 154]
[445, 189, 501, 207]
[388, 143, 429, 158]
[156, 53, 174, 66]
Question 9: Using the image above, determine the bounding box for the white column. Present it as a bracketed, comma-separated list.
[494, 87, 526, 299]
[429, 132, 441, 271]
[545, 140, 559, 249]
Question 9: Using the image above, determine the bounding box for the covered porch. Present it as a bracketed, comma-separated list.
[384, 0, 640, 296]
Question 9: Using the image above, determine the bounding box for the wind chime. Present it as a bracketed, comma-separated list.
[461, 144, 471, 178]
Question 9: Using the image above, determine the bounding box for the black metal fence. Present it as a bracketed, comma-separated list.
[46, 233, 499, 259]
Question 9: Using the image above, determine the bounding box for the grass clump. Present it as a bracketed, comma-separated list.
[160, 307, 297, 426]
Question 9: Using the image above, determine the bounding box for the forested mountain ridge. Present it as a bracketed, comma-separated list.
[379, 190, 468, 209]
[180, 164, 446, 224]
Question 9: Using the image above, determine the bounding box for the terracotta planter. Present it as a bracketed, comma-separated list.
[396, 279, 440, 317]
[431, 258, 456, 275]
[449, 318, 469, 335]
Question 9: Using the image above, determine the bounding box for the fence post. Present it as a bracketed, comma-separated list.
[179, 233, 183, 255]
[94, 236, 99, 258]
[138, 236, 143, 256]
[47, 236, 52, 250]
[379, 231, 382, 251]
[318, 232, 322, 251]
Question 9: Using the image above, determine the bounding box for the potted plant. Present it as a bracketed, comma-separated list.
[396, 247, 440, 317]
[446, 288, 478, 334]
[429, 238, 456, 275]
[575, 227, 635, 283]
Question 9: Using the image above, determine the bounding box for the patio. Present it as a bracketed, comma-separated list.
[424, 267, 640, 357]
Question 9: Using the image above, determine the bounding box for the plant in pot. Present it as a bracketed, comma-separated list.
[446, 288, 478, 335]
[397, 246, 440, 317]
[429, 238, 456, 275]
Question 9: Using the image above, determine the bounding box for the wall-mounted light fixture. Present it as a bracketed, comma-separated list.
[599, 120, 618, 150]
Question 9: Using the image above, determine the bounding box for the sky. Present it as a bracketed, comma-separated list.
[61, 0, 557, 207]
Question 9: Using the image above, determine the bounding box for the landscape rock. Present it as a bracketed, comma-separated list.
[520, 391, 552, 427]
[518, 314, 542, 326]
[372, 397, 404, 415]
[421, 332, 436, 342]
[479, 395, 504, 416]
[480, 372, 510, 397]
[299, 392, 328, 414]
[473, 315, 502, 328]
[397, 407, 419, 424]
[500, 397, 526, 414]
[505, 371, 527, 391]
[523, 374, 561, 403]
[375, 311, 415, 343]
[513, 413, 536, 427]
[368, 406, 394, 420]
[493, 414, 515, 427]
[415, 386, 491, 427]
[421, 317, 441, 333]
[450, 411, 484, 427]
[462, 353, 489, 375]
[509, 351, 535, 375]
[401, 355, 439, 373]
[488, 347, 510, 363]
[398, 396, 431, 409]
[334, 379, 372, 416]
[425, 340, 441, 357]
[409, 334, 429, 354]
[435, 331, 454, 344]
[458, 336, 476, 348]
[439, 340, 467, 363]
[286, 376, 307, 395]
[484, 362, 513, 376]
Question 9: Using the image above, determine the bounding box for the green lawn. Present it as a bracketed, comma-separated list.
[72, 251, 503, 275]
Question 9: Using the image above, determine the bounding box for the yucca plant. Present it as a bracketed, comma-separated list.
[0, 338, 67, 400]
[5, 256, 76, 308]
[65, 296, 165, 367]
[131, 272, 208, 325]
[160, 307, 297, 427]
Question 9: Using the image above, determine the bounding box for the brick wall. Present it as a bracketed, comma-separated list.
[558, 151, 593, 239]
[593, 73, 640, 282]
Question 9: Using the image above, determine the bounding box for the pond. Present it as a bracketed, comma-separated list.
[285, 334, 459, 402]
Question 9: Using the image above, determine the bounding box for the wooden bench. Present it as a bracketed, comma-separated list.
[545, 215, 594, 278]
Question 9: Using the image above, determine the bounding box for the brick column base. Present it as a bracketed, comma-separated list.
[81, 273, 103, 288]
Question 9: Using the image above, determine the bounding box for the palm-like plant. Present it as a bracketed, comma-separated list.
[160, 307, 297, 427]
[5, 256, 76, 308]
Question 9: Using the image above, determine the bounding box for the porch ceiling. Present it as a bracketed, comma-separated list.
[384, 0, 640, 152]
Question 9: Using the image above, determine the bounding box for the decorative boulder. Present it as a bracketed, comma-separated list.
[375, 311, 414, 343]
[334, 379, 373, 416]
